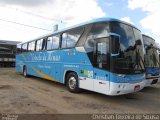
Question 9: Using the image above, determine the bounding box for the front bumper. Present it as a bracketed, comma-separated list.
[145, 78, 159, 87]
[109, 80, 145, 96]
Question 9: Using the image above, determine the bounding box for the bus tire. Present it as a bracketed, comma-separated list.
[66, 72, 80, 93]
[23, 66, 28, 77]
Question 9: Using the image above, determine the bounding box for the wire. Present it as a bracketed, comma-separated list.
[1, 5, 66, 23]
[16, 9, 60, 22]
[0, 18, 52, 31]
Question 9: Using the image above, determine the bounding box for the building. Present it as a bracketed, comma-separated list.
[0, 40, 20, 67]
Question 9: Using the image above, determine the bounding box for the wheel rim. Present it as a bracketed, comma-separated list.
[69, 76, 76, 90]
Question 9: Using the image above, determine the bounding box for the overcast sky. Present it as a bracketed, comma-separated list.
[0, 0, 159, 43]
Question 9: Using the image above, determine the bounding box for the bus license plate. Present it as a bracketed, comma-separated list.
[134, 85, 140, 92]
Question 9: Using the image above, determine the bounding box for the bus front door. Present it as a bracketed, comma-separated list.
[93, 38, 110, 94]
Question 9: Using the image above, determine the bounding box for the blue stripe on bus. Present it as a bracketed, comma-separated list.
[16, 48, 144, 84]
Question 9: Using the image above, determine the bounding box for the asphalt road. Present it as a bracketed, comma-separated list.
[0, 68, 160, 115]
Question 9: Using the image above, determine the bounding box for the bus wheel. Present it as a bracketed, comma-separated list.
[23, 66, 28, 77]
[66, 72, 80, 93]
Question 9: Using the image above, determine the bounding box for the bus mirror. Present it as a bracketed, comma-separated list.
[110, 35, 120, 56]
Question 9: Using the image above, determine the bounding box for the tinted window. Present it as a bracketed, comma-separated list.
[85, 23, 109, 53]
[36, 39, 46, 51]
[61, 27, 83, 48]
[47, 35, 59, 50]
[22, 43, 28, 53]
[110, 35, 120, 54]
[17, 44, 21, 53]
[89, 23, 110, 39]
[109, 22, 144, 74]
[143, 35, 155, 46]
[143, 35, 159, 68]
[28, 41, 35, 52]
[110, 22, 135, 51]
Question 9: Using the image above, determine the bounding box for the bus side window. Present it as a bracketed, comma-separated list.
[36, 40, 41, 51]
[52, 35, 59, 49]
[36, 39, 46, 51]
[42, 38, 46, 50]
[22, 43, 28, 53]
[28, 41, 35, 52]
[47, 37, 52, 50]
[47, 35, 59, 50]
[61, 27, 83, 48]
[85, 23, 109, 53]
[61, 33, 67, 48]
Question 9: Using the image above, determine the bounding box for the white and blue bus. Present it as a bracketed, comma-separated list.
[142, 34, 160, 86]
[16, 18, 145, 96]
[158, 44, 160, 82]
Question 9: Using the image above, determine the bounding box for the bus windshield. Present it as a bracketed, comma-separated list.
[143, 35, 159, 68]
[109, 21, 145, 74]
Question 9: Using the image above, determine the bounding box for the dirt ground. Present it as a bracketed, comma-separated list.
[0, 68, 160, 114]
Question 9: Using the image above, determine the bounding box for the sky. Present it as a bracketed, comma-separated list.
[0, 0, 159, 43]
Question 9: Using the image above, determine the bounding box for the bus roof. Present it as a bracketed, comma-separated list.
[55, 17, 139, 33]
[19, 17, 139, 45]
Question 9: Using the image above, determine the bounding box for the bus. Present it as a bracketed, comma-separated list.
[156, 43, 160, 83]
[142, 34, 160, 86]
[16, 18, 145, 96]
